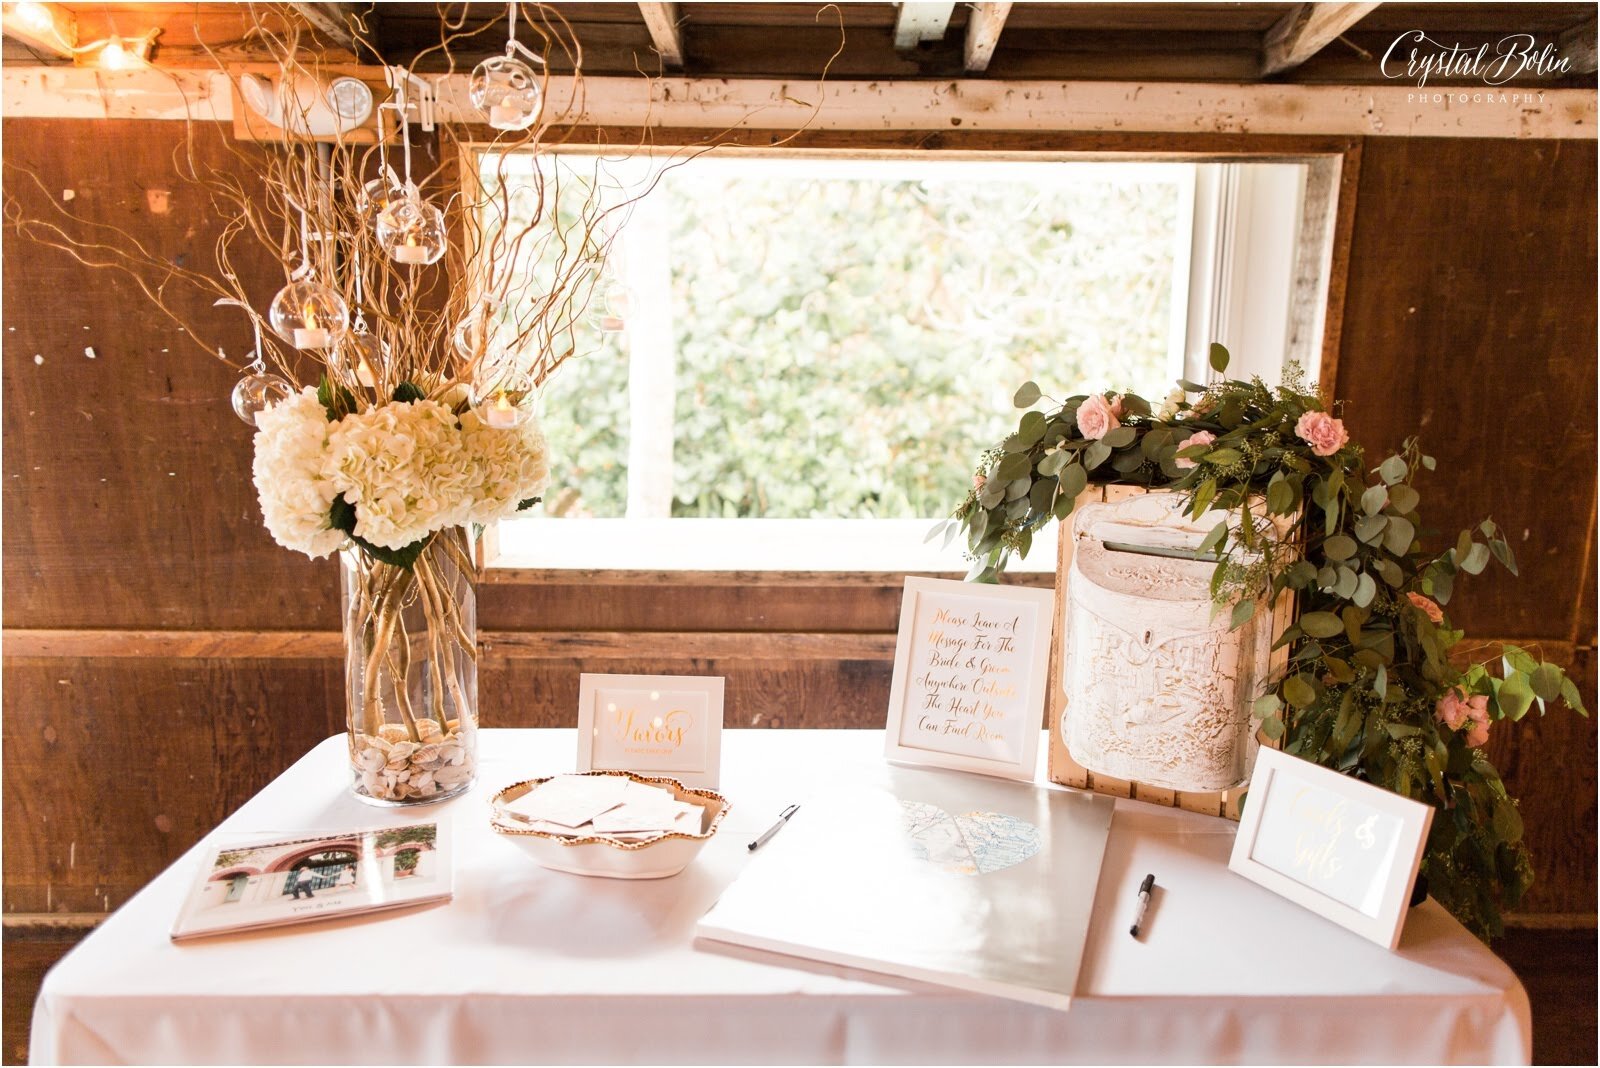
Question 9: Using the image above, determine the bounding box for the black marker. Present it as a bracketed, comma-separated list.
[1129, 873, 1155, 937]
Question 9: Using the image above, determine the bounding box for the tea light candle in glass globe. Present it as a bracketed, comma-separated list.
[376, 194, 447, 266]
[269, 281, 349, 350]
[476, 387, 528, 429]
[332, 327, 387, 390]
[470, 55, 543, 131]
[231, 372, 293, 426]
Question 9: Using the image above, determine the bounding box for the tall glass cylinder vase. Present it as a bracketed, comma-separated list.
[341, 528, 478, 806]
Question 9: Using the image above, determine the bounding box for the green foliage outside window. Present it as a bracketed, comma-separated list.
[512, 161, 1186, 519]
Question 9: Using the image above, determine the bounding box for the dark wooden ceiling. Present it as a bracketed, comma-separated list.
[9, 2, 1597, 86]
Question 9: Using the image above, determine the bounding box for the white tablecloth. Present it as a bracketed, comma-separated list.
[31, 729, 1530, 1065]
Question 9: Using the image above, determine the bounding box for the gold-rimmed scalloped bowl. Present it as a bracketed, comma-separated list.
[490, 771, 729, 879]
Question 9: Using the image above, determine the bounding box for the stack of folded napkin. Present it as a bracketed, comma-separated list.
[495, 774, 704, 841]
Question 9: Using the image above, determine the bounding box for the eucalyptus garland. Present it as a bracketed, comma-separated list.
[942, 345, 1587, 939]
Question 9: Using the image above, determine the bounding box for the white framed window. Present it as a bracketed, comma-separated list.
[481, 149, 1335, 572]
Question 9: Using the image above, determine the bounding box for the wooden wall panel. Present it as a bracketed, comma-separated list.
[1335, 137, 1598, 642]
[1, 118, 341, 631]
[1, 658, 342, 914]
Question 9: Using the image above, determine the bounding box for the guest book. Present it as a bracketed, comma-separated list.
[696, 763, 1114, 1009]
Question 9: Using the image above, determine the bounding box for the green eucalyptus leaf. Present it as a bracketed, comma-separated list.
[1361, 484, 1388, 516]
[1376, 559, 1404, 587]
[1489, 538, 1519, 575]
[1028, 478, 1056, 516]
[1498, 673, 1535, 721]
[1529, 663, 1563, 703]
[1018, 410, 1048, 446]
[1231, 598, 1256, 629]
[1052, 491, 1077, 521]
[1254, 693, 1282, 717]
[1388, 484, 1420, 514]
[1084, 441, 1112, 469]
[1461, 542, 1491, 575]
[1354, 514, 1389, 545]
[1037, 450, 1070, 478]
[1209, 342, 1230, 373]
[1353, 571, 1377, 608]
[1383, 516, 1416, 556]
[995, 452, 1031, 482]
[1283, 674, 1317, 709]
[1379, 455, 1408, 485]
[1005, 478, 1031, 501]
[1102, 425, 1137, 449]
[1013, 380, 1042, 408]
[1205, 447, 1242, 465]
[1111, 448, 1146, 474]
[1333, 566, 1359, 599]
[1322, 534, 1358, 561]
[1059, 462, 1089, 501]
[1300, 611, 1345, 638]
[1259, 714, 1285, 741]
[1198, 521, 1229, 556]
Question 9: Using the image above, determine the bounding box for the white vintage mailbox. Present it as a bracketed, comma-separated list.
[1061, 493, 1279, 793]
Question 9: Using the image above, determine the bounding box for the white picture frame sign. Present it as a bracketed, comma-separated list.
[577, 674, 725, 789]
[1229, 747, 1435, 949]
[883, 577, 1055, 780]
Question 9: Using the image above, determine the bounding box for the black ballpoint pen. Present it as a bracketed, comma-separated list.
[748, 804, 800, 851]
[1129, 873, 1155, 937]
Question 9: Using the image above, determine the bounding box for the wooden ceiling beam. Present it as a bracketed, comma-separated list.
[963, 2, 1012, 73]
[894, 2, 955, 51]
[287, 2, 362, 53]
[1260, 2, 1380, 78]
[1558, 16, 1597, 75]
[2, 1, 76, 60]
[637, 3, 684, 68]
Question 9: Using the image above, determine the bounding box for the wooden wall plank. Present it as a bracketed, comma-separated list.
[0, 118, 342, 632]
[1, 659, 342, 914]
[1335, 137, 1598, 641]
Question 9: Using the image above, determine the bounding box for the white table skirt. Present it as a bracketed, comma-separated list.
[31, 729, 1530, 1065]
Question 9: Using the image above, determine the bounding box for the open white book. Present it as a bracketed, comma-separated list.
[171, 820, 452, 941]
[697, 764, 1114, 1010]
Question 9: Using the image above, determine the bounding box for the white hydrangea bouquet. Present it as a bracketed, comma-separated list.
[253, 386, 549, 564]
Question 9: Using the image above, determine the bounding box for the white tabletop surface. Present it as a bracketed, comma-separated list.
[32, 728, 1530, 1065]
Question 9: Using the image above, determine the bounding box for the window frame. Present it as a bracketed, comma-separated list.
[452, 131, 1361, 583]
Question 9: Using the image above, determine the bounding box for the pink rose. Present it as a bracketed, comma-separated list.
[972, 473, 987, 491]
[1436, 688, 1491, 744]
[1174, 430, 1216, 470]
[1407, 592, 1444, 624]
[1108, 394, 1126, 419]
[1436, 690, 1471, 731]
[1295, 410, 1349, 457]
[1465, 713, 1491, 748]
[1076, 394, 1121, 441]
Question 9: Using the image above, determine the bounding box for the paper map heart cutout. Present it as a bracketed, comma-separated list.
[899, 801, 1041, 875]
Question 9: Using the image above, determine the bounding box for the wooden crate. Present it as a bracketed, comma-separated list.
[1044, 485, 1297, 820]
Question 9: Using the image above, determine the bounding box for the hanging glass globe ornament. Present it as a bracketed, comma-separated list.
[331, 326, 388, 390]
[470, 53, 543, 131]
[451, 302, 501, 363]
[592, 283, 631, 333]
[269, 281, 349, 349]
[376, 193, 448, 266]
[231, 371, 293, 426]
[359, 175, 407, 229]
